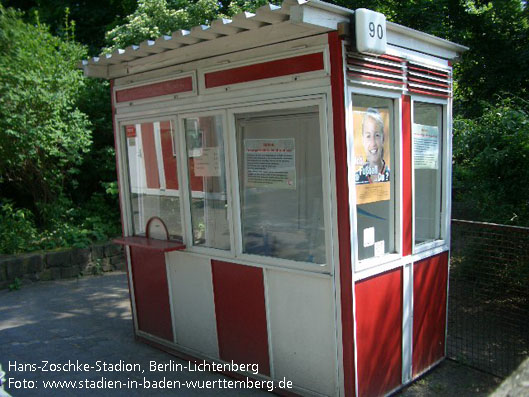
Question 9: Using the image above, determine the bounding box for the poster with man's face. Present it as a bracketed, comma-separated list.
[353, 107, 391, 205]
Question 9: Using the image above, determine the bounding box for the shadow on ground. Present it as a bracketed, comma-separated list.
[0, 272, 268, 396]
[396, 359, 502, 396]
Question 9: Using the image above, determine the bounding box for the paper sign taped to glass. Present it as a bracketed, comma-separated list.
[413, 124, 439, 169]
[194, 147, 221, 177]
[244, 138, 296, 189]
[353, 108, 391, 205]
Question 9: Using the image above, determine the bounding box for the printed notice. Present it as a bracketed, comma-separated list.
[194, 147, 221, 177]
[374, 240, 385, 257]
[244, 139, 296, 189]
[363, 227, 375, 248]
[413, 124, 439, 169]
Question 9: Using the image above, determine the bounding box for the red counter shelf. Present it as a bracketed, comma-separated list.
[113, 236, 186, 252]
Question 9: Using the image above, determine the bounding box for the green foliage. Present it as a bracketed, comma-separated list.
[104, 0, 222, 52]
[8, 277, 22, 291]
[0, 201, 38, 254]
[453, 97, 529, 224]
[329, 0, 529, 116]
[0, 6, 120, 255]
[90, 259, 104, 276]
[226, 0, 280, 14]
[0, 195, 120, 254]
[0, 5, 92, 218]
[75, 78, 117, 203]
[2, 0, 137, 56]
[102, 0, 283, 53]
[36, 194, 121, 250]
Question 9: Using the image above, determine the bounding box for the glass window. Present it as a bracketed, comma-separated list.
[124, 120, 183, 241]
[236, 106, 326, 264]
[184, 115, 230, 250]
[413, 102, 443, 246]
[352, 95, 395, 261]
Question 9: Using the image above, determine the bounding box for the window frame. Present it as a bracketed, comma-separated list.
[116, 93, 335, 274]
[227, 96, 334, 273]
[410, 95, 449, 255]
[117, 115, 187, 242]
[346, 86, 403, 273]
[177, 109, 236, 257]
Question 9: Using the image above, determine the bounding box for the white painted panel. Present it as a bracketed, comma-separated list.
[166, 251, 219, 358]
[266, 269, 337, 396]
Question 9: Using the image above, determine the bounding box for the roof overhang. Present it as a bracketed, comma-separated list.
[82, 0, 468, 80]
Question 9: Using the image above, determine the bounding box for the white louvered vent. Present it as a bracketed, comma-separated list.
[346, 50, 407, 91]
[407, 61, 451, 98]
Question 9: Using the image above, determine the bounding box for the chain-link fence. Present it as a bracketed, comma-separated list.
[447, 219, 529, 377]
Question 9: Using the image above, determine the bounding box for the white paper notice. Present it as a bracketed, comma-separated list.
[363, 227, 375, 248]
[374, 240, 385, 257]
[413, 124, 439, 169]
[194, 147, 221, 177]
[245, 139, 296, 189]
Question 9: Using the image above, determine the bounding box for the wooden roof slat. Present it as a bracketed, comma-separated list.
[154, 35, 185, 50]
[275, 0, 300, 15]
[229, 12, 266, 29]
[121, 44, 157, 58]
[111, 48, 139, 62]
[209, 18, 245, 35]
[170, 30, 203, 45]
[189, 25, 223, 40]
[139, 40, 166, 54]
[253, 4, 289, 23]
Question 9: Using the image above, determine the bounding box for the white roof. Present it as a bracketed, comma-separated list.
[82, 0, 467, 79]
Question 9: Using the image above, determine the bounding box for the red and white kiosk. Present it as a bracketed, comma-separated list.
[82, 2, 467, 395]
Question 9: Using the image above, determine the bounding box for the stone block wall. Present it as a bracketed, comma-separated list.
[0, 242, 125, 290]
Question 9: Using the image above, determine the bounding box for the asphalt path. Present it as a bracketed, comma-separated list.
[0, 272, 269, 396]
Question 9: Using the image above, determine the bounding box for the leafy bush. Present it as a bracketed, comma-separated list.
[36, 194, 121, 250]
[453, 97, 529, 225]
[0, 201, 38, 254]
[0, 5, 91, 223]
[104, 0, 222, 52]
[103, 0, 282, 53]
[0, 6, 120, 255]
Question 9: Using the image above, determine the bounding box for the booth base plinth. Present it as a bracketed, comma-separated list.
[135, 333, 300, 397]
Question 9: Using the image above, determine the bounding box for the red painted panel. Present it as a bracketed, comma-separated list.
[160, 121, 178, 190]
[188, 159, 204, 192]
[328, 31, 355, 397]
[205, 52, 324, 88]
[116, 77, 193, 103]
[402, 95, 412, 257]
[355, 269, 403, 397]
[140, 123, 160, 189]
[126, 125, 136, 137]
[129, 246, 173, 341]
[413, 251, 449, 375]
[211, 260, 270, 376]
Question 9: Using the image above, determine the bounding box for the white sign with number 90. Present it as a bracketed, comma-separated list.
[355, 8, 387, 55]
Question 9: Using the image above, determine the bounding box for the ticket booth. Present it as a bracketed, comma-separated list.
[82, 1, 467, 395]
